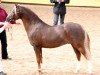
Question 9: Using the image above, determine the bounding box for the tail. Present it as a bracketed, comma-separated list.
[84, 31, 93, 74]
[84, 31, 92, 60]
[84, 31, 90, 52]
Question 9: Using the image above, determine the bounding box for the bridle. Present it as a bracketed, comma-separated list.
[6, 5, 18, 40]
[7, 5, 18, 22]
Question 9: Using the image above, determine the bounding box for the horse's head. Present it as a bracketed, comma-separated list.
[6, 4, 21, 22]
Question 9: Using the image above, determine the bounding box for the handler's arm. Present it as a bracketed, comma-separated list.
[0, 22, 11, 33]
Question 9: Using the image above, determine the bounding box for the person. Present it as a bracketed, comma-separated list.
[50, 0, 70, 25]
[0, 1, 15, 75]
[0, 3, 15, 60]
[0, 16, 13, 75]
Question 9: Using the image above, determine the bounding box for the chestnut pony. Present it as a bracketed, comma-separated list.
[6, 5, 93, 74]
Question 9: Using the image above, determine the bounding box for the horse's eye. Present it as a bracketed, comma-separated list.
[6, 18, 12, 22]
[9, 18, 12, 21]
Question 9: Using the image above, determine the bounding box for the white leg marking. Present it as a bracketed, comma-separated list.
[87, 60, 93, 74]
[74, 61, 81, 73]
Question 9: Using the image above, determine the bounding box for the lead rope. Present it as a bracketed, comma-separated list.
[7, 27, 13, 40]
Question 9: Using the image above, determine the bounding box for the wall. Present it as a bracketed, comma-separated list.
[2, 0, 100, 7]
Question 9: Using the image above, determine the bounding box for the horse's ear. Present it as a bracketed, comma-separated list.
[14, 4, 20, 13]
[15, 4, 19, 8]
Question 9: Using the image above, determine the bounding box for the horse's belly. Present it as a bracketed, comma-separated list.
[42, 38, 69, 48]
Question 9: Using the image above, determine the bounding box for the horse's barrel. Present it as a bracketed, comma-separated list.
[50, 0, 70, 4]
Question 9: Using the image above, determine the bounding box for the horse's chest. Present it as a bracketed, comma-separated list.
[28, 29, 42, 45]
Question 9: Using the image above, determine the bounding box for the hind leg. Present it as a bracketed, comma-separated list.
[72, 45, 81, 73]
[78, 46, 93, 74]
[82, 49, 92, 74]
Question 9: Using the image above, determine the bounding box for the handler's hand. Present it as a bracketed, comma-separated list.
[4, 22, 12, 28]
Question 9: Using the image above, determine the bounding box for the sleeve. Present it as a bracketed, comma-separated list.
[50, 0, 57, 3]
[64, 0, 70, 4]
[0, 24, 4, 28]
[3, 9, 8, 18]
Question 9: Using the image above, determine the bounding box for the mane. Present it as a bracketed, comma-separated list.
[19, 6, 46, 24]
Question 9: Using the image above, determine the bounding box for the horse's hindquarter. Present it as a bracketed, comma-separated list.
[64, 22, 86, 46]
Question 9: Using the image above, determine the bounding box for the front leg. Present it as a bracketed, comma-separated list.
[33, 45, 42, 73]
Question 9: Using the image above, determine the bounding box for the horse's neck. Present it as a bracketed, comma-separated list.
[21, 14, 47, 33]
[20, 8, 50, 32]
